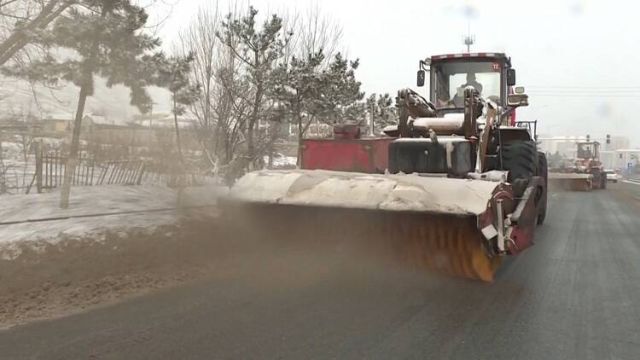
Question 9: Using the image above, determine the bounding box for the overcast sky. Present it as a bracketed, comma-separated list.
[150, 0, 640, 145]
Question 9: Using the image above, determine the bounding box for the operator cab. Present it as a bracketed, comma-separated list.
[417, 52, 532, 145]
[576, 141, 600, 160]
[417, 53, 519, 120]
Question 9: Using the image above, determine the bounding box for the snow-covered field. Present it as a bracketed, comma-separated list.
[0, 184, 226, 257]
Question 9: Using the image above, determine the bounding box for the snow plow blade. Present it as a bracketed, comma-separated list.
[548, 173, 593, 191]
[224, 170, 519, 282]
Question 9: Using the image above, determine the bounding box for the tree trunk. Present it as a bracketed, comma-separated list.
[59, 2, 104, 208]
[296, 114, 303, 166]
[247, 120, 255, 169]
[247, 51, 263, 170]
[59, 77, 90, 208]
[248, 84, 263, 170]
[173, 97, 184, 163]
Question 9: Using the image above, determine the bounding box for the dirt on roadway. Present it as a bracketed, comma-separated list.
[0, 219, 231, 329]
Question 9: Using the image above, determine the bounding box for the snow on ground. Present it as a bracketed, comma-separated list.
[0, 184, 227, 258]
[1, 140, 41, 193]
[1, 141, 23, 161]
[264, 153, 298, 169]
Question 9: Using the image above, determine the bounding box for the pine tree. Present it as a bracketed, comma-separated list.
[272, 50, 325, 164]
[217, 6, 289, 169]
[366, 93, 396, 133]
[4, 0, 163, 208]
[272, 50, 365, 163]
[316, 53, 364, 124]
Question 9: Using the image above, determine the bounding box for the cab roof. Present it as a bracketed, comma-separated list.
[430, 52, 511, 67]
[430, 52, 508, 61]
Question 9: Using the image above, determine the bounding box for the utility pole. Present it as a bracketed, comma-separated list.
[464, 35, 475, 53]
[463, 22, 475, 53]
[369, 102, 375, 136]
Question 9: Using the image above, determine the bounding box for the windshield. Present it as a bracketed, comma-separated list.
[577, 143, 599, 159]
[432, 61, 502, 108]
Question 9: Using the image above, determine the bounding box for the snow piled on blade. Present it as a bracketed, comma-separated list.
[227, 170, 499, 215]
[548, 173, 593, 180]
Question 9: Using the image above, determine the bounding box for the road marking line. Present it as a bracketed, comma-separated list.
[623, 180, 640, 186]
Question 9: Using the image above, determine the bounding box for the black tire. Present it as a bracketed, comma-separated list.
[501, 141, 538, 196]
[536, 152, 548, 225]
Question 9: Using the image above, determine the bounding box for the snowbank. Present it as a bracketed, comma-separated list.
[0, 184, 226, 258]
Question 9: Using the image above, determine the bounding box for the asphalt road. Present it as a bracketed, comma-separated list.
[3, 182, 640, 359]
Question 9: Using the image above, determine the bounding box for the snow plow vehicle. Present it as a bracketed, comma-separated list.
[225, 53, 548, 282]
[549, 141, 606, 191]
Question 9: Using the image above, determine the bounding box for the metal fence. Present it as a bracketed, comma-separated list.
[33, 146, 145, 193]
[1, 141, 209, 195]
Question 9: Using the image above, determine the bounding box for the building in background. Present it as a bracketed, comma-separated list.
[604, 136, 630, 152]
[39, 112, 74, 134]
[538, 136, 587, 158]
[611, 150, 640, 172]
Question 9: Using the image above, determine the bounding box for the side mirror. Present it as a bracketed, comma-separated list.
[417, 70, 426, 87]
[507, 68, 516, 86]
[507, 93, 529, 107]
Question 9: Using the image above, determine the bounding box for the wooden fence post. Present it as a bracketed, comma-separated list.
[89, 158, 95, 185]
[35, 142, 43, 193]
[136, 162, 146, 185]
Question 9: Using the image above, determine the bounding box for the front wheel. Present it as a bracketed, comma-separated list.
[501, 141, 538, 197]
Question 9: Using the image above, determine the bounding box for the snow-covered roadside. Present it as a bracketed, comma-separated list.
[0, 184, 227, 258]
[0, 183, 229, 328]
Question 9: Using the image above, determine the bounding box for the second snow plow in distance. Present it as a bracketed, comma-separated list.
[224, 53, 548, 282]
[548, 141, 606, 191]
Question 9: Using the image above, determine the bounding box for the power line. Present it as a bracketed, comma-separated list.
[528, 90, 640, 94]
[529, 93, 640, 99]
[527, 88, 640, 94]
[527, 85, 640, 89]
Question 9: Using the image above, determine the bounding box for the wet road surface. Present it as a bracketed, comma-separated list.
[2, 183, 640, 359]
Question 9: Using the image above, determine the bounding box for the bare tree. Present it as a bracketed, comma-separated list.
[176, 2, 252, 179]
[177, 5, 220, 164]
[296, 4, 343, 66]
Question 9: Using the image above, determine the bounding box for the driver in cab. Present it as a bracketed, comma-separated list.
[462, 73, 483, 94]
[437, 73, 483, 108]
